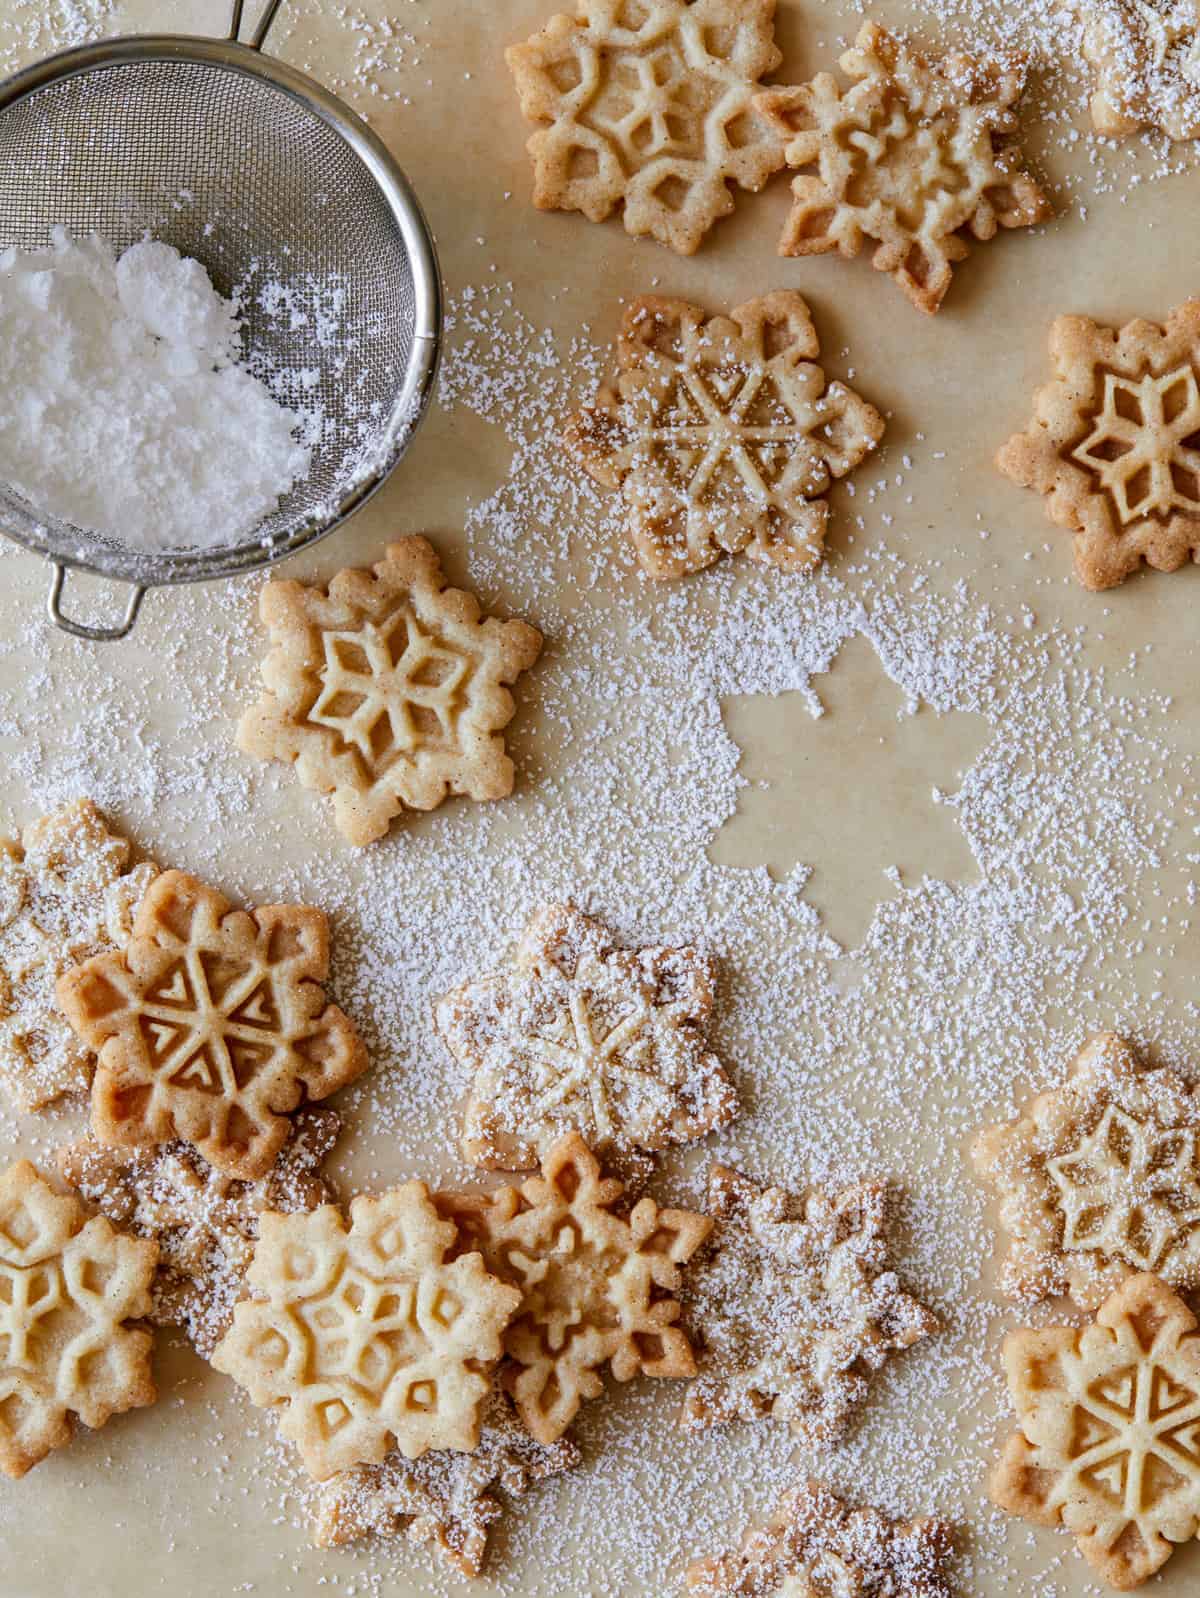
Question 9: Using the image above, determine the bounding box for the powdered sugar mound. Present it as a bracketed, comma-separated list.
[0, 230, 311, 554]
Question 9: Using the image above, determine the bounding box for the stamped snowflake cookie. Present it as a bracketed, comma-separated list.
[757, 21, 1051, 314]
[1078, 0, 1200, 139]
[238, 536, 542, 847]
[565, 293, 884, 579]
[438, 1131, 711, 1444]
[972, 1033, 1200, 1310]
[0, 1159, 157, 1477]
[313, 1388, 579, 1577]
[57, 1107, 340, 1356]
[435, 903, 737, 1172]
[506, 0, 786, 255]
[56, 869, 367, 1181]
[0, 800, 155, 1111]
[211, 1182, 520, 1478]
[687, 1478, 956, 1596]
[992, 1272, 1200, 1588]
[997, 301, 1200, 588]
[680, 1165, 937, 1443]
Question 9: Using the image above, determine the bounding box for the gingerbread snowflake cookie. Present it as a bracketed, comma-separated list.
[687, 1479, 956, 1596]
[997, 301, 1200, 588]
[238, 537, 542, 847]
[0, 1159, 157, 1477]
[438, 1131, 711, 1444]
[313, 1388, 579, 1577]
[212, 1182, 520, 1478]
[972, 1033, 1200, 1310]
[1078, 0, 1200, 140]
[56, 869, 367, 1181]
[680, 1165, 937, 1443]
[58, 1107, 340, 1356]
[0, 800, 155, 1110]
[506, 0, 786, 255]
[435, 903, 738, 1172]
[758, 22, 1051, 314]
[992, 1272, 1200, 1589]
[566, 293, 884, 579]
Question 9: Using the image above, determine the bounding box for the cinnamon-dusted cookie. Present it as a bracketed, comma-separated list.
[313, 1388, 579, 1577]
[435, 903, 738, 1172]
[566, 293, 884, 579]
[506, 0, 786, 255]
[0, 1159, 157, 1477]
[1078, 0, 1200, 139]
[687, 1478, 956, 1595]
[991, 1272, 1200, 1589]
[996, 301, 1200, 588]
[0, 800, 155, 1110]
[758, 21, 1051, 314]
[57, 869, 367, 1181]
[680, 1165, 937, 1443]
[972, 1033, 1200, 1310]
[211, 1183, 520, 1478]
[238, 537, 542, 846]
[57, 1107, 340, 1356]
[438, 1131, 711, 1444]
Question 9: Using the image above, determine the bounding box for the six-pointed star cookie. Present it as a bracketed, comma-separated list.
[680, 1164, 937, 1443]
[973, 1033, 1200, 1310]
[1078, 0, 1200, 139]
[506, 0, 786, 254]
[56, 870, 367, 1181]
[758, 21, 1051, 314]
[566, 292, 884, 578]
[997, 300, 1200, 588]
[237, 536, 542, 846]
[435, 903, 738, 1171]
[992, 1272, 1200, 1589]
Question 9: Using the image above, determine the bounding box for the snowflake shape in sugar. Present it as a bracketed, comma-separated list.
[211, 1183, 520, 1478]
[505, 0, 786, 255]
[997, 301, 1200, 588]
[757, 21, 1051, 313]
[56, 870, 366, 1181]
[0, 1159, 156, 1478]
[566, 292, 884, 579]
[439, 1132, 711, 1444]
[238, 536, 542, 846]
[992, 1272, 1200, 1588]
[0, 800, 155, 1110]
[1080, 0, 1200, 139]
[435, 903, 738, 1171]
[680, 1165, 938, 1443]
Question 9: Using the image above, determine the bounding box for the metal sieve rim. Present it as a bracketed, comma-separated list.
[0, 33, 442, 602]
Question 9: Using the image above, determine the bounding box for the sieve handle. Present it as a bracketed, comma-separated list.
[228, 1, 288, 51]
[46, 563, 146, 642]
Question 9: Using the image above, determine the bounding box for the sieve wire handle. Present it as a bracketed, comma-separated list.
[46, 564, 146, 642]
[228, 1, 288, 51]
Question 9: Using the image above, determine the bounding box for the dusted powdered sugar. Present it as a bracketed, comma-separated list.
[0, 230, 312, 554]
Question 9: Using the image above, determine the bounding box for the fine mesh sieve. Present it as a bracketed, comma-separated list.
[0, 0, 441, 639]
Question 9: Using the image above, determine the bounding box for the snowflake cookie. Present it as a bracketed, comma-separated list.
[972, 1033, 1200, 1310]
[997, 301, 1200, 589]
[238, 537, 543, 847]
[56, 869, 367, 1182]
[0, 800, 155, 1110]
[1078, 0, 1200, 140]
[687, 1479, 956, 1596]
[506, 0, 786, 255]
[566, 293, 884, 579]
[680, 1165, 937, 1444]
[57, 1107, 340, 1356]
[992, 1272, 1200, 1589]
[0, 1159, 157, 1477]
[313, 1387, 579, 1577]
[435, 903, 738, 1171]
[211, 1182, 520, 1478]
[757, 21, 1051, 314]
[438, 1131, 711, 1444]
